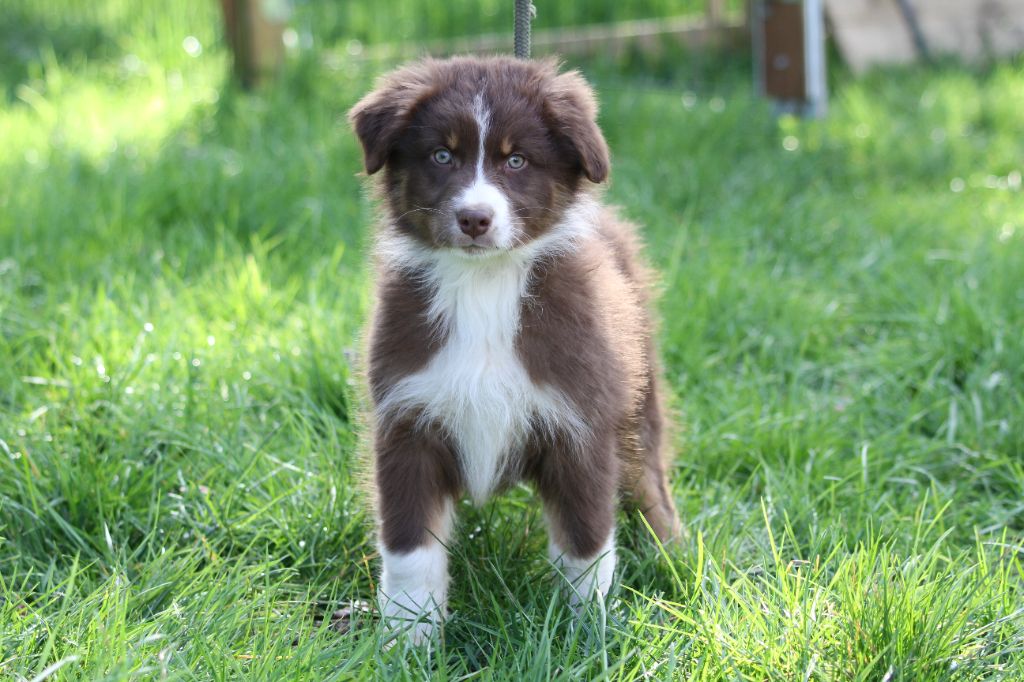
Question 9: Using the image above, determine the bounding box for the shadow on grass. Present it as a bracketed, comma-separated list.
[0, 7, 115, 101]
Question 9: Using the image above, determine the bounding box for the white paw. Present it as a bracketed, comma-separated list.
[549, 530, 616, 606]
[380, 605, 442, 646]
[379, 585, 445, 645]
[379, 542, 449, 645]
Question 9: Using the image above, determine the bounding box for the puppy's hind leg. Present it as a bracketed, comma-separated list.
[628, 375, 682, 544]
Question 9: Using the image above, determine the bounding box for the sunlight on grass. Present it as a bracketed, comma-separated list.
[1, 2, 1023, 679]
[2, 70, 219, 170]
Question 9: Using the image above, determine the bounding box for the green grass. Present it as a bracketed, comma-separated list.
[2, 2, 1023, 680]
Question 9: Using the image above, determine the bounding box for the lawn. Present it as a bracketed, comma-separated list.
[1, 1, 1023, 680]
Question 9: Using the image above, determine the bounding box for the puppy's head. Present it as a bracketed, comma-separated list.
[348, 57, 609, 256]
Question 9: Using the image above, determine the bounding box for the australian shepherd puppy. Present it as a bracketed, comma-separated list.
[349, 56, 681, 643]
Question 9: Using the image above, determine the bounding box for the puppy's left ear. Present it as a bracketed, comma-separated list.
[546, 69, 610, 184]
[348, 62, 437, 174]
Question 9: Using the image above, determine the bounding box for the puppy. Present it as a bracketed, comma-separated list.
[349, 56, 680, 643]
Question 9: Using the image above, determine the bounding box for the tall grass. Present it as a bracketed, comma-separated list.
[1, 1, 1022, 679]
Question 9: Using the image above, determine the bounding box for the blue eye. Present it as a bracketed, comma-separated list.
[507, 153, 526, 170]
[432, 148, 453, 165]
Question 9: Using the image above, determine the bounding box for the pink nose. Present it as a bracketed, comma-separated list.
[456, 207, 493, 238]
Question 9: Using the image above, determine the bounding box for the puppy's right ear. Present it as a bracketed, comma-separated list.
[348, 63, 437, 175]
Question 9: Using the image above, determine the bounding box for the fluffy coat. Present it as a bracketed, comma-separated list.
[349, 56, 680, 643]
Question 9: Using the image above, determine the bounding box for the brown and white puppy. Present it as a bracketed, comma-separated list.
[349, 56, 680, 643]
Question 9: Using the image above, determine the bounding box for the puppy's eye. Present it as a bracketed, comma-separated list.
[432, 148, 453, 165]
[506, 153, 526, 170]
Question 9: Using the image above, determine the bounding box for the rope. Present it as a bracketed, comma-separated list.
[895, 0, 930, 61]
[513, 0, 535, 59]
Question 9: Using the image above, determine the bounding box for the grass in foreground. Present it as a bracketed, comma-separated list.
[1, 2, 1023, 680]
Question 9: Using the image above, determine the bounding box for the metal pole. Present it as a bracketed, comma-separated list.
[803, 0, 828, 118]
[894, 0, 931, 61]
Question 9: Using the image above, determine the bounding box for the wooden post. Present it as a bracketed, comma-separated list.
[752, 0, 827, 117]
[220, 0, 288, 89]
[707, 0, 725, 27]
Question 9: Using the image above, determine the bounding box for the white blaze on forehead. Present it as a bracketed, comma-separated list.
[453, 94, 513, 247]
[472, 94, 490, 177]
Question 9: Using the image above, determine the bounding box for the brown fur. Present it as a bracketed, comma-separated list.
[374, 414, 460, 552]
[350, 56, 680, 565]
[366, 269, 446, 404]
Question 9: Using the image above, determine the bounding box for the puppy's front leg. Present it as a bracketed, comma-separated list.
[536, 434, 618, 605]
[375, 419, 458, 644]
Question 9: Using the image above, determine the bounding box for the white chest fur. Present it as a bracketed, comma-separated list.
[376, 251, 576, 504]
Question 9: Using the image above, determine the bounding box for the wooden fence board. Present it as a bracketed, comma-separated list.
[826, 0, 1024, 73]
[330, 14, 748, 63]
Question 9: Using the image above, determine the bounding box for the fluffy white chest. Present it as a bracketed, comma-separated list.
[378, 255, 567, 503]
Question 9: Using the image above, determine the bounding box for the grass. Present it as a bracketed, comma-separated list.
[2, 1, 1023, 679]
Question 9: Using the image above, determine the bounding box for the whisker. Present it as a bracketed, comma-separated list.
[394, 205, 447, 221]
[510, 206, 560, 217]
[393, 207, 432, 221]
[413, 205, 446, 215]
